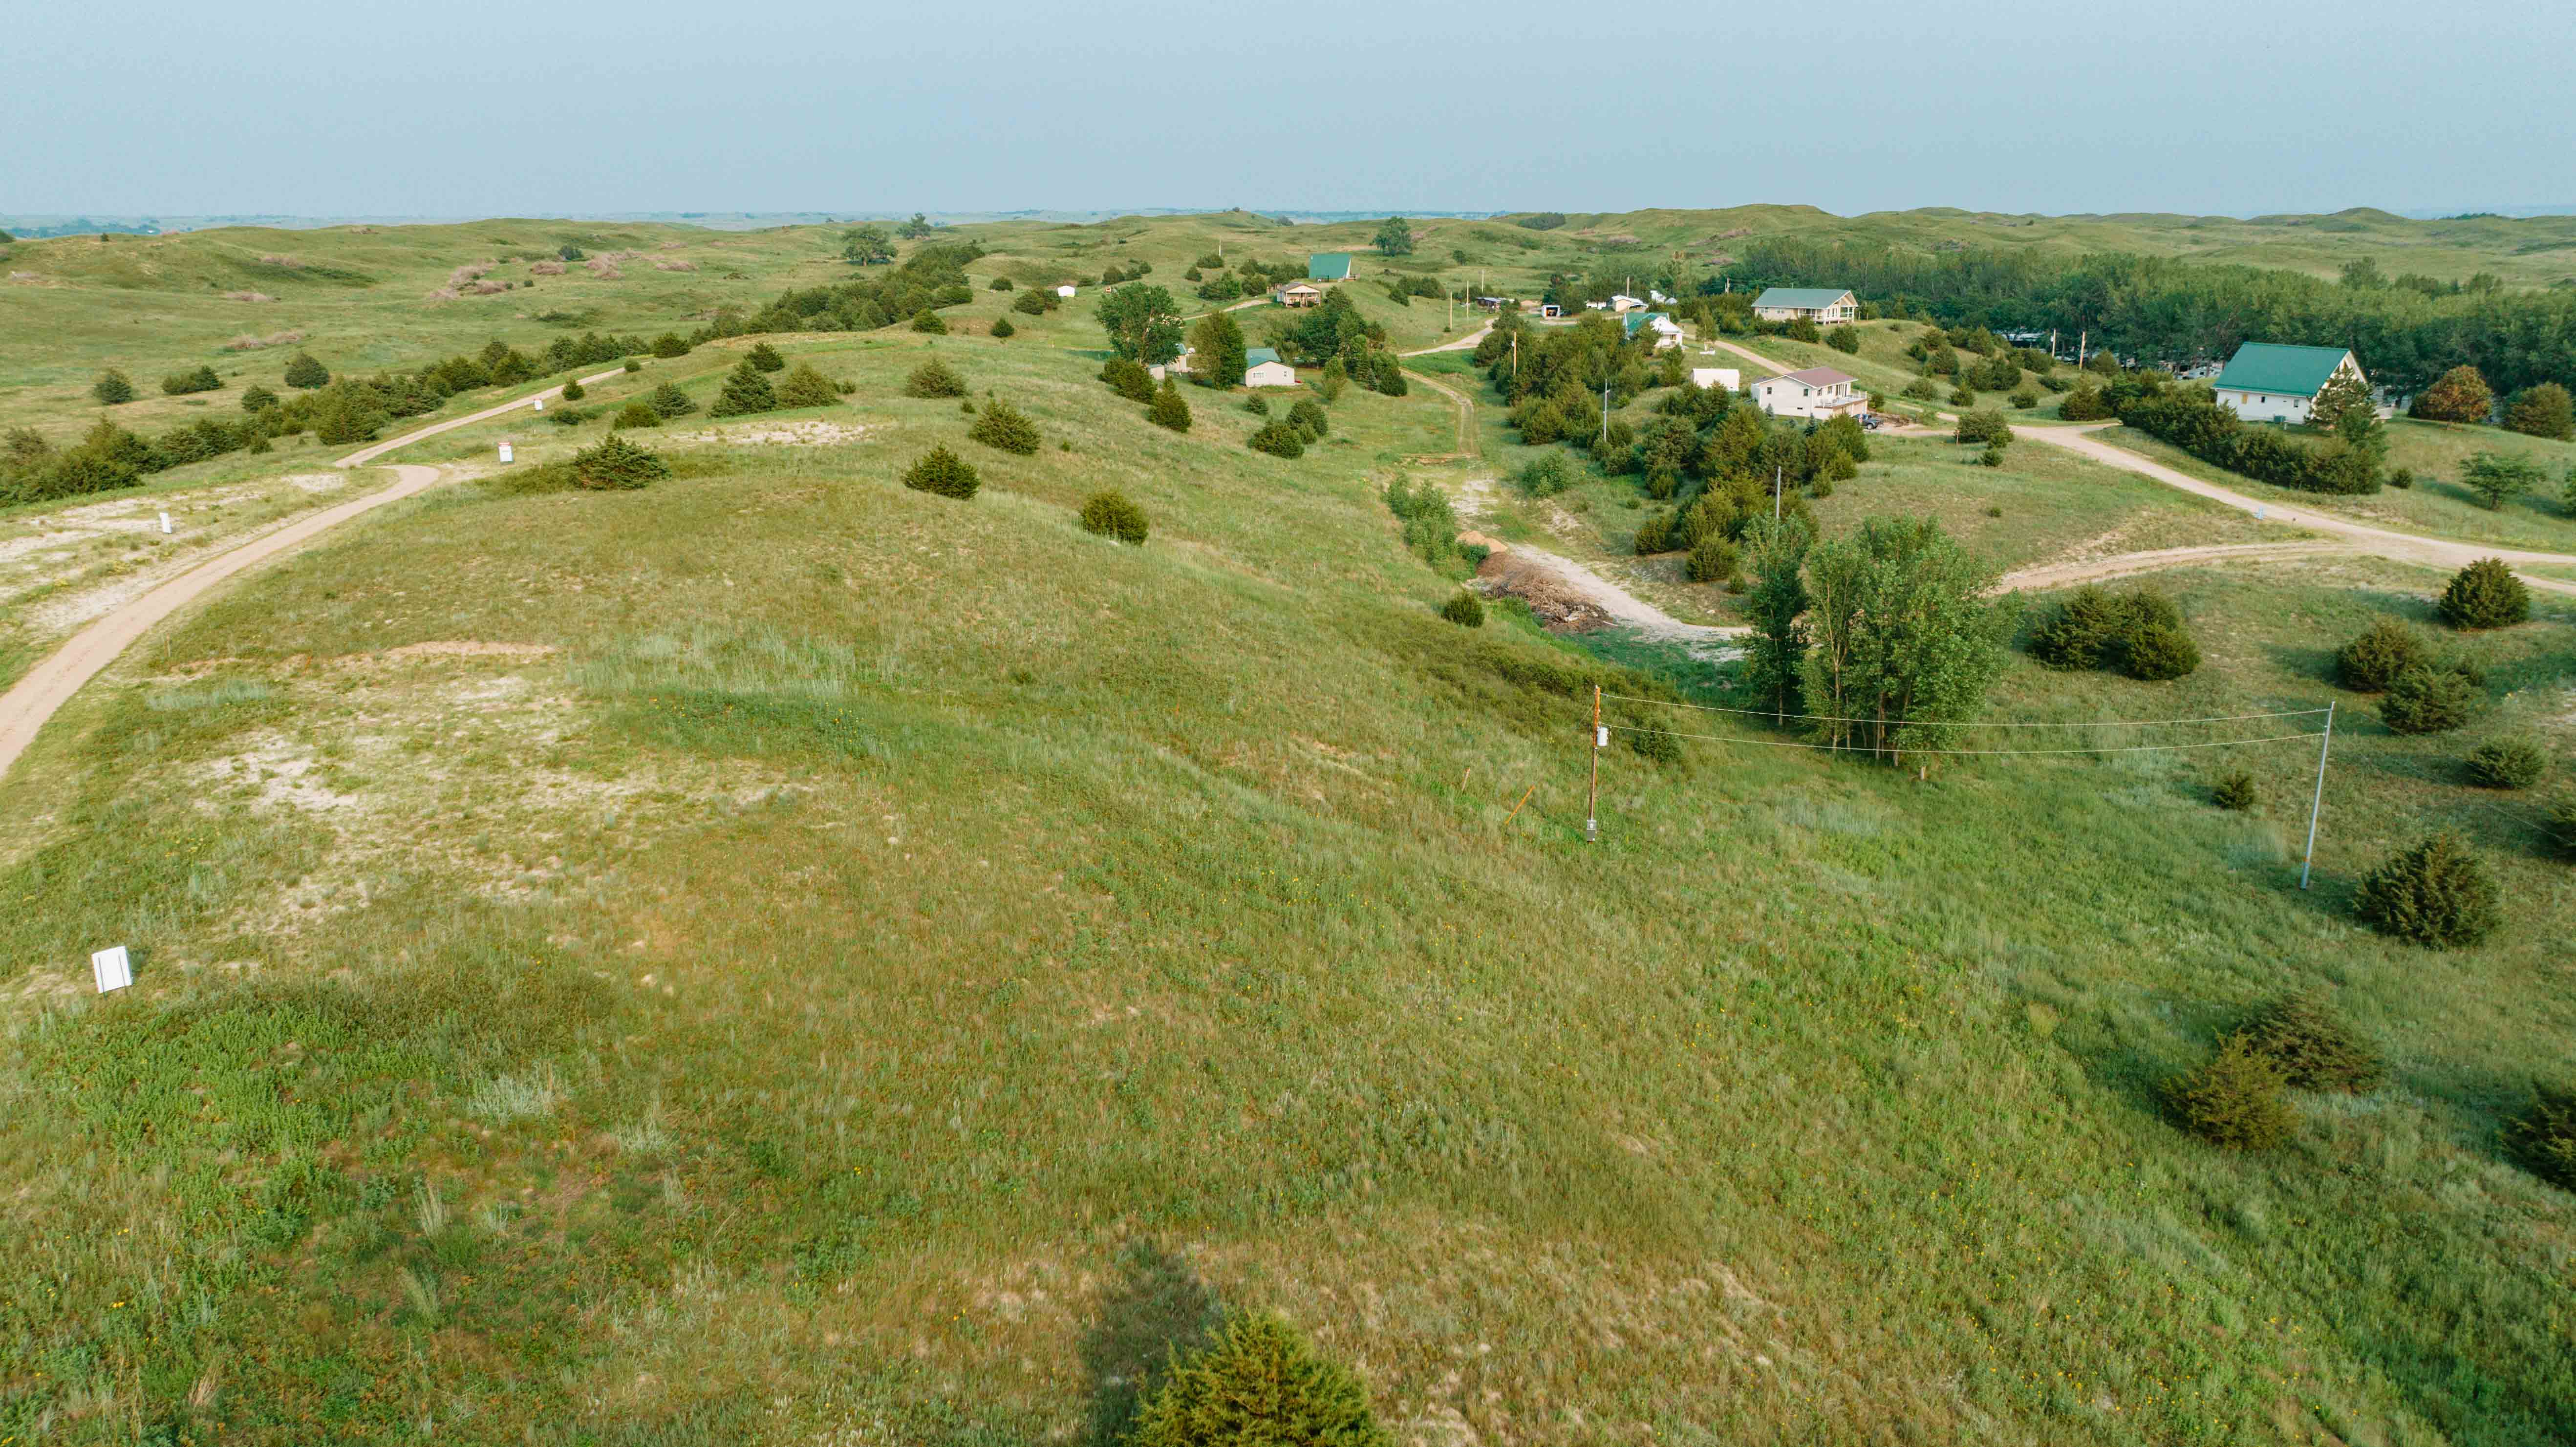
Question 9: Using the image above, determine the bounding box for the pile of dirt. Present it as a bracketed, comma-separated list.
[1476, 550, 1613, 632]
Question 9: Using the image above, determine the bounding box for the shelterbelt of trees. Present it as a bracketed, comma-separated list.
[1719, 239, 2576, 396]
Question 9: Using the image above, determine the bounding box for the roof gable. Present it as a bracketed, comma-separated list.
[1245, 347, 1283, 367]
[1754, 287, 1853, 310]
[2214, 342, 2358, 397]
[1306, 253, 1352, 280]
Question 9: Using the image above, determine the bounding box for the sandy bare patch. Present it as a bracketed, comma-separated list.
[654, 259, 697, 273]
[528, 260, 566, 276]
[190, 671, 798, 937]
[667, 420, 875, 447]
[222, 328, 304, 351]
[379, 640, 559, 662]
[221, 291, 278, 304]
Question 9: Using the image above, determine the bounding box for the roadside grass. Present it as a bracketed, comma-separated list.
[2098, 424, 2576, 552]
[2, 319, 2573, 1442]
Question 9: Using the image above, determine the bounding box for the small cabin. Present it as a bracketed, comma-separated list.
[1243, 346, 1298, 388]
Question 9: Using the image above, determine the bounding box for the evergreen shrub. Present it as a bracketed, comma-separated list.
[2465, 738, 2547, 789]
[2243, 994, 2383, 1091]
[2381, 666, 2473, 734]
[968, 399, 1042, 454]
[2352, 831, 2500, 946]
[902, 446, 979, 498]
[905, 360, 967, 398]
[2438, 558, 2529, 630]
[2336, 618, 2425, 691]
[569, 433, 667, 489]
[1079, 490, 1148, 543]
[2164, 1035, 2295, 1149]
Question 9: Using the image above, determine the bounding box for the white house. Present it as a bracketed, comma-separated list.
[1055, 284, 1078, 300]
[1690, 367, 1741, 391]
[1623, 311, 1684, 350]
[2211, 342, 2372, 425]
[1149, 346, 1193, 382]
[1243, 346, 1298, 388]
[1753, 366, 1866, 420]
[1609, 294, 1647, 313]
[1751, 287, 1858, 325]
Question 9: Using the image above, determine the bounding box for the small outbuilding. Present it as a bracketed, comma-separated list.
[1690, 367, 1741, 391]
[1149, 346, 1193, 382]
[1275, 281, 1323, 308]
[1055, 284, 1078, 299]
[1306, 253, 1353, 282]
[2212, 342, 2371, 425]
[1624, 311, 1684, 350]
[1752, 287, 1858, 325]
[1243, 346, 1298, 387]
[1753, 366, 1865, 419]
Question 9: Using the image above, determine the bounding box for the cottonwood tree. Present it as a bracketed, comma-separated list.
[2410, 365, 2493, 423]
[1798, 517, 2007, 762]
[1374, 216, 1416, 256]
[2505, 383, 2575, 440]
[1096, 284, 1185, 365]
[839, 225, 893, 264]
[896, 213, 936, 239]
[1739, 516, 1812, 724]
[1186, 308, 1247, 389]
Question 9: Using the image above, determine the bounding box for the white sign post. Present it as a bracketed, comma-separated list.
[158, 511, 172, 534]
[91, 945, 133, 994]
[498, 443, 514, 464]
[533, 398, 544, 413]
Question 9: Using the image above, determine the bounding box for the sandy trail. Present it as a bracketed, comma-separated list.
[1402, 323, 1493, 357]
[1, 364, 628, 782]
[1996, 542, 2360, 593]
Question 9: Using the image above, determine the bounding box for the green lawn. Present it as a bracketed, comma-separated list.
[6, 317, 2572, 1443]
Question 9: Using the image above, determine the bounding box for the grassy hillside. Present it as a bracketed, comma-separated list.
[13, 201, 2576, 447]
[3, 313, 2574, 1443]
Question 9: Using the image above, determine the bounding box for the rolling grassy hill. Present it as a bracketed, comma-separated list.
[2, 307, 2573, 1443]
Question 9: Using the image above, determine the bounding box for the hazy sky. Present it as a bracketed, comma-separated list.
[10, 0, 2572, 219]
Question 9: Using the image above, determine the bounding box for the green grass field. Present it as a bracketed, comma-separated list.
[4, 295, 2575, 1444]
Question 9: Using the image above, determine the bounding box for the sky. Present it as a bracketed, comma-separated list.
[8, 0, 2574, 220]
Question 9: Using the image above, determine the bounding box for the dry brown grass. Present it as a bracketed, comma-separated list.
[221, 290, 277, 303]
[585, 257, 624, 279]
[220, 328, 304, 351]
[257, 252, 302, 268]
[528, 260, 566, 276]
[654, 259, 697, 273]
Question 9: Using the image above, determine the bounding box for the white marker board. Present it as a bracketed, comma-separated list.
[499, 443, 514, 464]
[92, 945, 133, 993]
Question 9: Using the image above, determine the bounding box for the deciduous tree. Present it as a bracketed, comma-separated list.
[1096, 284, 1185, 365]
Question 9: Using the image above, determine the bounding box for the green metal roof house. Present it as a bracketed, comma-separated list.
[1751, 287, 1858, 323]
[1243, 347, 1298, 387]
[1307, 253, 1353, 281]
[2212, 343, 2367, 425]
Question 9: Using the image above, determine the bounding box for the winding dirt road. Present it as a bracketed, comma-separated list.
[1705, 334, 2576, 596]
[0, 367, 623, 782]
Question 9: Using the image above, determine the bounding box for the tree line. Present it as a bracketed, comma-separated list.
[1719, 238, 2576, 396]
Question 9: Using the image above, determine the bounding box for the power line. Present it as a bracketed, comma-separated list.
[1603, 722, 2326, 758]
[1599, 692, 2329, 730]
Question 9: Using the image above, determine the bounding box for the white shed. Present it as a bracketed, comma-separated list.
[1055, 284, 1078, 299]
[1690, 367, 1741, 391]
[1243, 347, 1298, 388]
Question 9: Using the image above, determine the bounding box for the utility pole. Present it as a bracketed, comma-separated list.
[2300, 702, 2336, 889]
[1600, 375, 1611, 441]
[1587, 685, 1602, 844]
[2077, 329, 2087, 367]
[1773, 465, 1782, 520]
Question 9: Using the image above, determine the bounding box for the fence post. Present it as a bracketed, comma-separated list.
[1586, 685, 1602, 844]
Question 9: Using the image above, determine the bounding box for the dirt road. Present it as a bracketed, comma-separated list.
[0, 465, 443, 779]
[2014, 426, 2576, 597]
[1488, 543, 1745, 652]
[1, 365, 626, 782]
[1702, 334, 2576, 595]
[1402, 323, 1492, 358]
[1996, 542, 2361, 594]
[1401, 367, 1480, 460]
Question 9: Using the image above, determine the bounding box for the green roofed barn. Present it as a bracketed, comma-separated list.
[1307, 253, 1353, 282]
[2213, 342, 2368, 425]
[1752, 287, 1857, 324]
